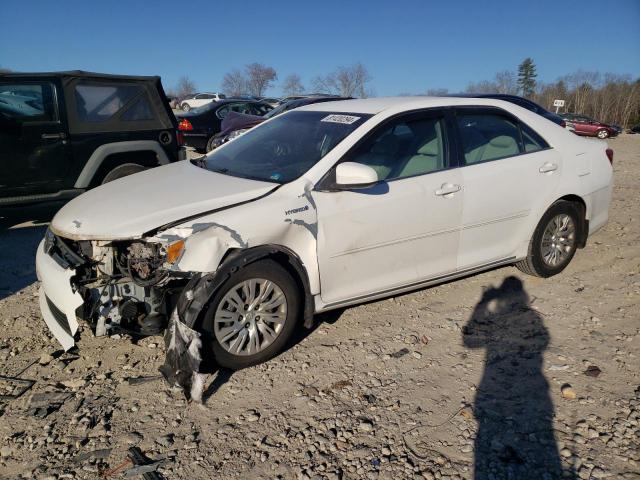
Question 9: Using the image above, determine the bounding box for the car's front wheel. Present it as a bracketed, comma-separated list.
[516, 201, 581, 278]
[596, 129, 609, 139]
[201, 260, 300, 370]
[181, 103, 191, 112]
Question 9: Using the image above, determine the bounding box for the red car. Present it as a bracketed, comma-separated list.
[560, 113, 619, 139]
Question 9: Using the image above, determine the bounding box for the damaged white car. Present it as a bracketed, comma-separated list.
[36, 97, 613, 370]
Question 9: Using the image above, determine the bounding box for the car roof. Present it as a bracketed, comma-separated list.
[0, 70, 161, 82]
[297, 96, 529, 115]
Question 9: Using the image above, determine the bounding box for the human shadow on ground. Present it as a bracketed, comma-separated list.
[462, 276, 575, 480]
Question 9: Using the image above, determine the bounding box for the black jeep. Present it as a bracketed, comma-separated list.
[0, 71, 182, 208]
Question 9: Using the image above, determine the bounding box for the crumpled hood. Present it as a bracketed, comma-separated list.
[51, 160, 276, 240]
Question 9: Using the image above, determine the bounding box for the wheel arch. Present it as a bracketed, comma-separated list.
[75, 141, 170, 188]
[536, 194, 589, 249]
[176, 244, 315, 332]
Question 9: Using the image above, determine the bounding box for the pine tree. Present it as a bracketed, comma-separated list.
[517, 58, 537, 98]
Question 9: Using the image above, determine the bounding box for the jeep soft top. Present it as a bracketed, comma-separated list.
[0, 71, 182, 207]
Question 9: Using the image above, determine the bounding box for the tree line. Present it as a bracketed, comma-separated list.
[434, 58, 640, 127]
[171, 57, 639, 127]
[171, 62, 374, 99]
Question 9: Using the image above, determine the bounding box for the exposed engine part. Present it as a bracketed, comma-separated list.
[87, 280, 167, 336]
[116, 241, 167, 286]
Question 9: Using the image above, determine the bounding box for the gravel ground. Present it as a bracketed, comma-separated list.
[0, 135, 638, 480]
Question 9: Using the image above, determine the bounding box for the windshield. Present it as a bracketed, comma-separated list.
[201, 110, 371, 183]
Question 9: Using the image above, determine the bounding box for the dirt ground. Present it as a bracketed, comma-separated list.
[0, 135, 638, 480]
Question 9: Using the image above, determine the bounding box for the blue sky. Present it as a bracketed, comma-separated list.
[1, 0, 638, 96]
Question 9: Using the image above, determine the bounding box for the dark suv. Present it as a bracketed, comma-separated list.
[0, 71, 181, 208]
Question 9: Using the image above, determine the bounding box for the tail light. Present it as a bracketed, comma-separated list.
[605, 148, 614, 165]
[178, 118, 193, 131]
[176, 131, 185, 146]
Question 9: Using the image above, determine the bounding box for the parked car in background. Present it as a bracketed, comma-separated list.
[207, 95, 349, 151]
[0, 70, 181, 208]
[169, 94, 190, 110]
[37, 97, 613, 369]
[559, 113, 619, 139]
[180, 92, 226, 112]
[176, 99, 272, 151]
[630, 124, 640, 134]
[259, 97, 282, 108]
[458, 94, 570, 130]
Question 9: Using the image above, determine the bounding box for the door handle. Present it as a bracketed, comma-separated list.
[41, 133, 67, 140]
[435, 183, 461, 196]
[539, 163, 558, 173]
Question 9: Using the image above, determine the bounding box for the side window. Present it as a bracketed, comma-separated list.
[457, 113, 522, 164]
[349, 114, 447, 181]
[216, 105, 230, 119]
[0, 83, 57, 122]
[74, 83, 148, 122]
[521, 123, 548, 153]
[251, 104, 271, 116]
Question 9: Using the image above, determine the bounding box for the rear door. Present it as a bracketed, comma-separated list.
[0, 78, 72, 197]
[454, 107, 562, 268]
[314, 110, 463, 305]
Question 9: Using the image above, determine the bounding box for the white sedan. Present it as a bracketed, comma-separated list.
[37, 97, 613, 369]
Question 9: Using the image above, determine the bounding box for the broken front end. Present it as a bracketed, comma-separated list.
[36, 228, 190, 350]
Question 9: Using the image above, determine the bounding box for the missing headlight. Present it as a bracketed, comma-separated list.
[117, 241, 167, 286]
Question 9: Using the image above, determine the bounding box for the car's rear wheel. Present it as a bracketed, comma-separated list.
[101, 163, 147, 184]
[181, 103, 191, 112]
[596, 129, 609, 139]
[201, 260, 300, 370]
[516, 201, 581, 278]
[206, 135, 220, 152]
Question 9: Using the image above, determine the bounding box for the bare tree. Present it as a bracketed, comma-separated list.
[495, 70, 518, 94]
[245, 63, 277, 97]
[534, 71, 639, 127]
[465, 79, 500, 94]
[281, 74, 304, 97]
[221, 69, 248, 96]
[176, 76, 197, 97]
[312, 63, 372, 98]
[0, 66, 11, 73]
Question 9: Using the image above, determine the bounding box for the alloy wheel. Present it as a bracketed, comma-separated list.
[213, 279, 288, 356]
[540, 214, 576, 267]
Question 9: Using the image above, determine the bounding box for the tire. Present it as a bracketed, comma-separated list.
[516, 201, 581, 278]
[201, 260, 301, 370]
[100, 163, 147, 184]
[596, 129, 609, 139]
[206, 135, 222, 152]
[181, 103, 191, 112]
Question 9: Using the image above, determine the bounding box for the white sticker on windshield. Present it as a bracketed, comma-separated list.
[321, 114, 361, 125]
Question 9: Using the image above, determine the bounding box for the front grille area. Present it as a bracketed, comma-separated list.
[44, 229, 88, 269]
[45, 295, 72, 336]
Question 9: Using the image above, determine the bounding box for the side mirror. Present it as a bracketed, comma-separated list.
[335, 162, 379, 189]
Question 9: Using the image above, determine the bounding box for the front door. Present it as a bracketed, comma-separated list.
[0, 80, 71, 197]
[314, 110, 463, 306]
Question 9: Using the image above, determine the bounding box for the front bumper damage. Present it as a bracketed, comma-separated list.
[36, 230, 188, 351]
[36, 241, 84, 351]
